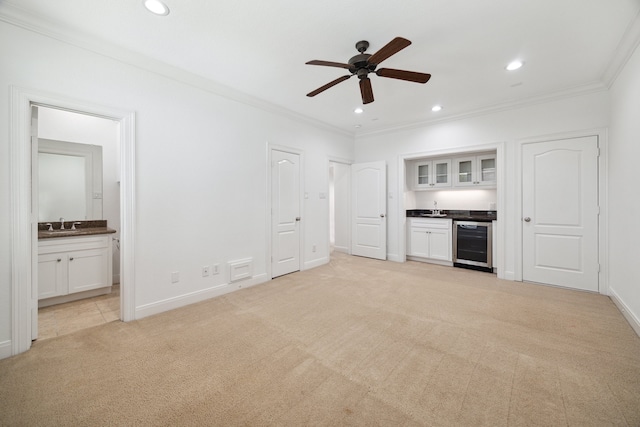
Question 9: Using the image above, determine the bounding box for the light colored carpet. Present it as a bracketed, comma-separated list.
[1, 252, 639, 426]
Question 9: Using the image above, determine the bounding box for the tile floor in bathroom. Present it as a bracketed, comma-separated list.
[37, 284, 120, 340]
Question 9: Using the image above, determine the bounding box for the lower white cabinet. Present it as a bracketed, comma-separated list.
[38, 235, 112, 300]
[407, 218, 452, 263]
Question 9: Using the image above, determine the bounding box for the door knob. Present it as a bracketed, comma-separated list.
[380, 214, 385, 218]
[295, 217, 301, 221]
[524, 217, 531, 222]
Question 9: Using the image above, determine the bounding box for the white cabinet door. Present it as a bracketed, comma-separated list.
[68, 247, 110, 293]
[428, 228, 451, 261]
[409, 227, 430, 257]
[38, 253, 66, 299]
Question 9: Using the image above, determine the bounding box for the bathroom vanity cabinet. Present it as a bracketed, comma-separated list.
[38, 234, 112, 306]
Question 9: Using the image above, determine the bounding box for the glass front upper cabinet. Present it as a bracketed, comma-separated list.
[414, 159, 451, 189]
[453, 154, 496, 187]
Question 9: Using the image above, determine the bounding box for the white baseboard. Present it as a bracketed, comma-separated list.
[387, 253, 403, 262]
[0, 340, 12, 360]
[332, 245, 349, 254]
[609, 289, 640, 338]
[503, 270, 516, 281]
[135, 273, 269, 320]
[304, 256, 329, 270]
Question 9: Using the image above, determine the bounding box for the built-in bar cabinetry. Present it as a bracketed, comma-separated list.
[411, 151, 496, 190]
[38, 234, 112, 307]
[406, 218, 452, 264]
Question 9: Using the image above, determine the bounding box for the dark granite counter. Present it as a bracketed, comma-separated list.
[407, 209, 497, 222]
[38, 220, 116, 239]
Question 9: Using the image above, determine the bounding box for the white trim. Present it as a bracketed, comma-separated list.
[397, 142, 506, 279]
[8, 86, 136, 358]
[357, 83, 608, 138]
[327, 157, 353, 258]
[0, 341, 11, 360]
[516, 128, 608, 294]
[602, 9, 640, 87]
[304, 256, 330, 270]
[267, 144, 305, 278]
[0, 4, 350, 139]
[609, 289, 640, 338]
[135, 274, 269, 320]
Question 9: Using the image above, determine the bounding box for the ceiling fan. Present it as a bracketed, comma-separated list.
[305, 37, 431, 105]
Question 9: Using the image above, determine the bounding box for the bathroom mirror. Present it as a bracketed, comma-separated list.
[38, 139, 103, 222]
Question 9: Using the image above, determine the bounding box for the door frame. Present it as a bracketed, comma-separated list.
[266, 143, 305, 279]
[9, 86, 136, 356]
[327, 156, 353, 255]
[515, 128, 608, 294]
[398, 142, 506, 276]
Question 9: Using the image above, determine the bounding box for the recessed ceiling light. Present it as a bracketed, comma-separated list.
[354, 108, 364, 114]
[431, 105, 442, 112]
[355, 124, 362, 128]
[506, 60, 523, 71]
[143, 0, 170, 16]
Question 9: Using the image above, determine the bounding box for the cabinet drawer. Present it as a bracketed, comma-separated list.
[408, 218, 452, 229]
[38, 235, 110, 255]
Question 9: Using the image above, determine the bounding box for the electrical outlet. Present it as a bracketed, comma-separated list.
[212, 264, 220, 275]
[171, 271, 179, 283]
[202, 266, 210, 277]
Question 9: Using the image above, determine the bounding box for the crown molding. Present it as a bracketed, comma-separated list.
[602, 8, 640, 88]
[355, 81, 608, 139]
[0, 3, 353, 139]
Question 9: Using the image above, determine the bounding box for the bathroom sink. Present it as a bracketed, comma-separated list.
[420, 213, 447, 218]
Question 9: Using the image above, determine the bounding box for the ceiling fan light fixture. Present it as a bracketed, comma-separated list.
[431, 105, 442, 112]
[506, 60, 524, 71]
[143, 0, 170, 16]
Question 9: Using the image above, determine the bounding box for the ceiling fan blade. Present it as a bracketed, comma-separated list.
[306, 60, 352, 69]
[359, 77, 374, 104]
[376, 68, 431, 83]
[306, 75, 351, 97]
[367, 37, 412, 66]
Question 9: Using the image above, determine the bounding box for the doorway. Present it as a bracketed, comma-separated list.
[521, 135, 600, 291]
[34, 106, 122, 339]
[329, 161, 350, 254]
[9, 86, 135, 357]
[270, 147, 303, 278]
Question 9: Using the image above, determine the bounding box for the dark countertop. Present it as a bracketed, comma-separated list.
[38, 220, 117, 239]
[407, 209, 497, 222]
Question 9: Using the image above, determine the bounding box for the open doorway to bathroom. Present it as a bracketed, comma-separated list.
[34, 106, 121, 340]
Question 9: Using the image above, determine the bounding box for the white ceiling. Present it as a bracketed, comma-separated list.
[3, 0, 640, 135]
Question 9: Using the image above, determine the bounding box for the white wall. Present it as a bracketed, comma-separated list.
[609, 43, 640, 334]
[0, 20, 353, 355]
[354, 91, 611, 276]
[37, 107, 121, 282]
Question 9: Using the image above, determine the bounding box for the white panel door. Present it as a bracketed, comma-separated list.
[271, 150, 301, 278]
[522, 136, 599, 291]
[351, 161, 386, 260]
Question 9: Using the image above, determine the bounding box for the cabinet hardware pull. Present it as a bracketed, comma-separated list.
[69, 257, 74, 261]
[57, 258, 61, 262]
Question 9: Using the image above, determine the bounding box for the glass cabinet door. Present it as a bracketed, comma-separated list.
[418, 163, 431, 185]
[478, 155, 496, 185]
[433, 159, 451, 187]
[455, 157, 475, 186]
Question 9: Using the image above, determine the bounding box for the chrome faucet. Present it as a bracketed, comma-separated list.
[433, 201, 439, 215]
[59, 217, 65, 230]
